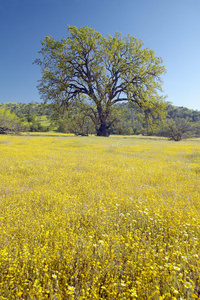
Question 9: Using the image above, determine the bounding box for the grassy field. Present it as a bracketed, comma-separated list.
[0, 134, 200, 299]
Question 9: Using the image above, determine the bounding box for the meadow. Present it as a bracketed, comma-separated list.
[0, 134, 199, 299]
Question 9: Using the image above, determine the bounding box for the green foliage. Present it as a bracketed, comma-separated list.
[0, 103, 53, 132]
[0, 109, 28, 134]
[161, 118, 192, 141]
[0, 102, 52, 118]
[1, 101, 200, 138]
[35, 26, 167, 136]
[155, 105, 200, 141]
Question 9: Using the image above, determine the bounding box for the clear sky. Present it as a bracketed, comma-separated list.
[1, 0, 200, 110]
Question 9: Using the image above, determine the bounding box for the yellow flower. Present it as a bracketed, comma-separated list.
[68, 286, 75, 295]
[184, 282, 193, 289]
[130, 288, 137, 297]
[17, 292, 23, 297]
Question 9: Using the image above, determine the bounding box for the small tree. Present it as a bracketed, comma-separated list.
[163, 118, 192, 141]
[35, 26, 167, 136]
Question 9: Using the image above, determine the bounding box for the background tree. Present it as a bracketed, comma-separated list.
[162, 118, 192, 141]
[35, 26, 167, 136]
[57, 108, 95, 135]
[0, 109, 27, 134]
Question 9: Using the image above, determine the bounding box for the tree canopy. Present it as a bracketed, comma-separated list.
[0, 109, 27, 134]
[35, 25, 167, 136]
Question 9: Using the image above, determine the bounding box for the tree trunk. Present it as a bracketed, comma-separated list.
[96, 122, 110, 136]
[96, 105, 110, 136]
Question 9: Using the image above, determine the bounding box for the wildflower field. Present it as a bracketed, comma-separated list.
[0, 134, 200, 299]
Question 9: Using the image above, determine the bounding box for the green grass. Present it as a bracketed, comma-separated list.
[36, 115, 51, 126]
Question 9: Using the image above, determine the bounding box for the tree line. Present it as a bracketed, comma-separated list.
[0, 101, 200, 141]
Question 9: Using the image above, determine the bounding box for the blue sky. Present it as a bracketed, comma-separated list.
[1, 0, 200, 110]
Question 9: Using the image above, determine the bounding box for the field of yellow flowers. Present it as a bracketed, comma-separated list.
[0, 134, 199, 299]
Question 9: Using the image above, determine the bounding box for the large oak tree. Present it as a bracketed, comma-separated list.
[35, 26, 167, 136]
